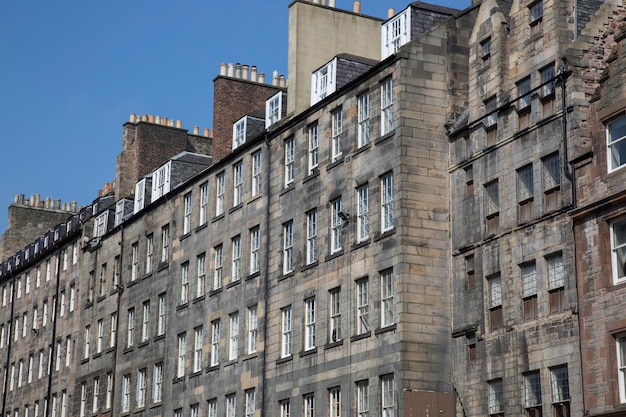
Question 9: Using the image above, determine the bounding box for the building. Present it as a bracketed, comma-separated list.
[0, 1, 625, 417]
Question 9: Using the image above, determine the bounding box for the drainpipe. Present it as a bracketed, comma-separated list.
[260, 134, 272, 417]
[110, 226, 124, 416]
[557, 63, 575, 207]
[1, 272, 18, 417]
[45, 250, 62, 417]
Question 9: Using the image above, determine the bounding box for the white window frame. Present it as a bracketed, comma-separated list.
[146, 234, 153, 274]
[331, 198, 343, 253]
[329, 387, 341, 417]
[196, 252, 206, 298]
[331, 108, 343, 161]
[381, 78, 394, 135]
[266, 92, 282, 127]
[252, 151, 262, 197]
[136, 369, 146, 408]
[183, 192, 192, 235]
[211, 319, 221, 366]
[285, 138, 295, 187]
[131, 242, 138, 282]
[283, 222, 293, 275]
[304, 394, 314, 417]
[161, 225, 170, 263]
[142, 301, 150, 342]
[307, 210, 318, 264]
[180, 262, 189, 305]
[382, 7, 411, 59]
[157, 294, 166, 336]
[381, 270, 394, 327]
[97, 319, 103, 353]
[381, 375, 395, 417]
[134, 179, 146, 213]
[199, 182, 209, 225]
[517, 77, 531, 110]
[358, 93, 370, 148]
[329, 288, 341, 342]
[177, 333, 186, 378]
[152, 363, 163, 403]
[216, 172, 225, 216]
[611, 218, 626, 285]
[229, 312, 239, 361]
[311, 58, 337, 105]
[114, 200, 125, 227]
[381, 173, 394, 232]
[357, 185, 369, 242]
[232, 236, 241, 282]
[250, 226, 260, 274]
[127, 308, 135, 348]
[308, 123, 319, 174]
[121, 375, 130, 413]
[233, 117, 247, 149]
[193, 326, 203, 373]
[233, 162, 243, 207]
[248, 305, 258, 354]
[281, 306, 292, 358]
[357, 380, 369, 417]
[93, 379, 101, 414]
[213, 245, 224, 290]
[110, 312, 117, 348]
[151, 161, 171, 202]
[304, 298, 316, 351]
[617, 335, 626, 403]
[208, 399, 217, 417]
[607, 115, 626, 172]
[94, 212, 108, 238]
[84, 325, 90, 359]
[245, 389, 255, 417]
[227, 394, 236, 417]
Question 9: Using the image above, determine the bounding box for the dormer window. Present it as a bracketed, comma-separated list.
[529, 1, 543, 35]
[311, 58, 337, 105]
[94, 212, 108, 238]
[382, 7, 411, 59]
[151, 162, 171, 203]
[134, 179, 146, 214]
[233, 117, 247, 149]
[266, 92, 282, 128]
[481, 37, 492, 61]
[114, 200, 125, 227]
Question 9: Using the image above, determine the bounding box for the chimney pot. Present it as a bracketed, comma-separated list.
[141, 114, 148, 122]
[45, 197, 51, 209]
[55, 198, 61, 210]
[155, 115, 161, 124]
[259, 72, 265, 84]
[353, 1, 360, 13]
[193, 126, 199, 135]
[13, 194, 18, 204]
[388, 8, 395, 18]
[280, 75, 286, 88]
[329, 0, 335, 6]
[129, 113, 136, 123]
[162, 117, 168, 126]
[30, 195, 35, 206]
[203, 128, 209, 137]
[251, 66, 258, 82]
[235, 63, 241, 78]
[242, 64, 249, 80]
[71, 201, 77, 212]
[227, 63, 234, 77]
[148, 114, 154, 123]
[220, 62, 227, 76]
[272, 70, 279, 86]
[35, 194, 40, 207]
[176, 120, 182, 129]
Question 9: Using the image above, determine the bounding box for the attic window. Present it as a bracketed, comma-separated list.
[114, 200, 125, 227]
[381, 7, 411, 59]
[134, 179, 146, 214]
[311, 58, 337, 105]
[233, 117, 247, 149]
[266, 93, 282, 128]
[529, 1, 543, 35]
[481, 37, 491, 61]
[94, 212, 108, 238]
[151, 161, 171, 203]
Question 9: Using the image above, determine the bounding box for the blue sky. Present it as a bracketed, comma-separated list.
[0, 0, 469, 234]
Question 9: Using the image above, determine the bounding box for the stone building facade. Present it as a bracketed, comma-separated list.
[0, 1, 625, 417]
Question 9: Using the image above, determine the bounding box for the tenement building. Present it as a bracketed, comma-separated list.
[0, 1, 625, 417]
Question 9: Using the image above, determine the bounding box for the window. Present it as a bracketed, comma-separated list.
[16, 277, 21, 299]
[180, 262, 189, 305]
[233, 117, 246, 149]
[547, 253, 565, 313]
[55, 341, 61, 371]
[542, 153, 561, 211]
[233, 162, 243, 207]
[607, 116, 626, 172]
[158, 293, 166, 335]
[248, 305, 258, 354]
[46, 260, 51, 281]
[193, 326, 203, 372]
[529, 1, 543, 28]
[382, 8, 410, 58]
[357, 380, 369, 417]
[134, 179, 146, 213]
[175, 409, 183, 417]
[38, 350, 44, 379]
[280, 400, 290, 417]
[114, 200, 125, 227]
[110, 312, 117, 348]
[381, 77, 394, 135]
[281, 306, 292, 358]
[142, 301, 150, 342]
[199, 182, 209, 225]
[121, 374, 130, 413]
[308, 123, 319, 174]
[250, 226, 260, 274]
[97, 319, 104, 353]
[146, 234, 154, 274]
[232, 235, 241, 282]
[283, 222, 294, 274]
[485, 96, 497, 129]
[307, 210, 318, 264]
[357, 185, 369, 242]
[266, 92, 282, 127]
[216, 172, 225, 216]
[19, 359, 24, 385]
[329, 387, 341, 417]
[61, 390, 67, 417]
[0, 324, 4, 348]
[303, 393, 314, 417]
[381, 173, 394, 232]
[381, 270, 394, 327]
[304, 298, 316, 351]
[357, 93, 370, 147]
[151, 162, 171, 202]
[94, 212, 108, 238]
[161, 224, 170, 263]
[227, 394, 237, 417]
[381, 375, 395, 417]
[152, 363, 163, 403]
[177, 333, 186, 378]
[128, 243, 137, 282]
[488, 273, 503, 331]
[612, 218, 626, 284]
[229, 312, 239, 361]
[488, 379, 504, 417]
[65, 335, 72, 367]
[485, 180, 500, 233]
[285, 138, 295, 186]
[331, 108, 343, 161]
[550, 365, 570, 417]
[98, 264, 107, 297]
[127, 308, 135, 348]
[136, 369, 146, 408]
[28, 354, 33, 383]
[311, 59, 336, 104]
[196, 253, 206, 298]
[329, 288, 341, 342]
[541, 64, 556, 97]
[208, 399, 217, 417]
[212, 245, 224, 290]
[521, 262, 538, 320]
[245, 389, 255, 417]
[183, 192, 192, 234]
[22, 312, 28, 337]
[10, 362, 15, 391]
[252, 151, 262, 197]
[517, 77, 531, 110]
[191, 404, 200, 417]
[331, 198, 343, 253]
[33, 306, 38, 330]
[617, 335, 626, 403]
[357, 278, 369, 334]
[84, 325, 90, 358]
[80, 383, 86, 417]
[524, 371, 542, 417]
[211, 319, 221, 366]
[466, 254, 476, 289]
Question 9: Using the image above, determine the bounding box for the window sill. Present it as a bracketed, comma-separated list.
[85, 301, 94, 309]
[179, 232, 191, 242]
[157, 262, 169, 272]
[325, 250, 344, 262]
[172, 376, 185, 384]
[123, 347, 134, 354]
[195, 223, 208, 233]
[299, 348, 317, 357]
[193, 295, 205, 304]
[351, 332, 372, 342]
[279, 271, 294, 282]
[153, 334, 165, 342]
[209, 287, 223, 297]
[212, 213, 225, 223]
[142, 272, 153, 281]
[374, 130, 395, 145]
[303, 170, 320, 184]
[106, 346, 115, 354]
[280, 184, 295, 196]
[138, 340, 149, 348]
[176, 302, 189, 311]
[189, 370, 202, 379]
[206, 365, 219, 373]
[81, 357, 89, 364]
[127, 279, 138, 288]
[246, 271, 260, 281]
[324, 340, 343, 350]
[224, 359, 239, 367]
[247, 194, 263, 205]
[276, 356, 292, 365]
[96, 295, 106, 303]
[375, 324, 397, 335]
[300, 261, 318, 272]
[150, 403, 162, 410]
[374, 228, 396, 242]
[326, 158, 344, 171]
[229, 204, 243, 214]
[351, 239, 371, 251]
[353, 142, 372, 157]
[110, 288, 120, 296]
[93, 352, 102, 359]
[226, 280, 241, 289]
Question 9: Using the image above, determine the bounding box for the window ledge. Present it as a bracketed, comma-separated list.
[150, 403, 162, 410]
[351, 332, 372, 342]
[193, 295, 205, 304]
[209, 287, 223, 297]
[195, 223, 208, 233]
[127, 279, 138, 288]
[247, 194, 263, 205]
[85, 301, 94, 309]
[138, 340, 149, 348]
[327, 158, 344, 171]
[142, 272, 153, 280]
[105, 346, 115, 354]
[375, 130, 395, 145]
[123, 347, 134, 354]
[110, 288, 120, 296]
[374, 229, 396, 242]
[189, 370, 202, 379]
[206, 365, 219, 373]
[96, 295, 106, 303]
[351, 239, 371, 251]
[276, 356, 292, 365]
[224, 359, 239, 367]
[93, 352, 102, 359]
[176, 302, 189, 311]
[300, 261, 319, 272]
[353, 142, 372, 157]
[179, 232, 191, 242]
[246, 271, 260, 281]
[303, 170, 320, 184]
[153, 334, 165, 342]
[157, 262, 169, 272]
[280, 184, 295, 196]
[324, 340, 343, 350]
[212, 213, 225, 223]
[80, 357, 89, 364]
[325, 250, 344, 262]
[243, 353, 258, 361]
[172, 376, 185, 384]
[226, 280, 241, 289]
[229, 204, 243, 214]
[299, 348, 317, 357]
[375, 324, 397, 335]
[279, 271, 294, 282]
